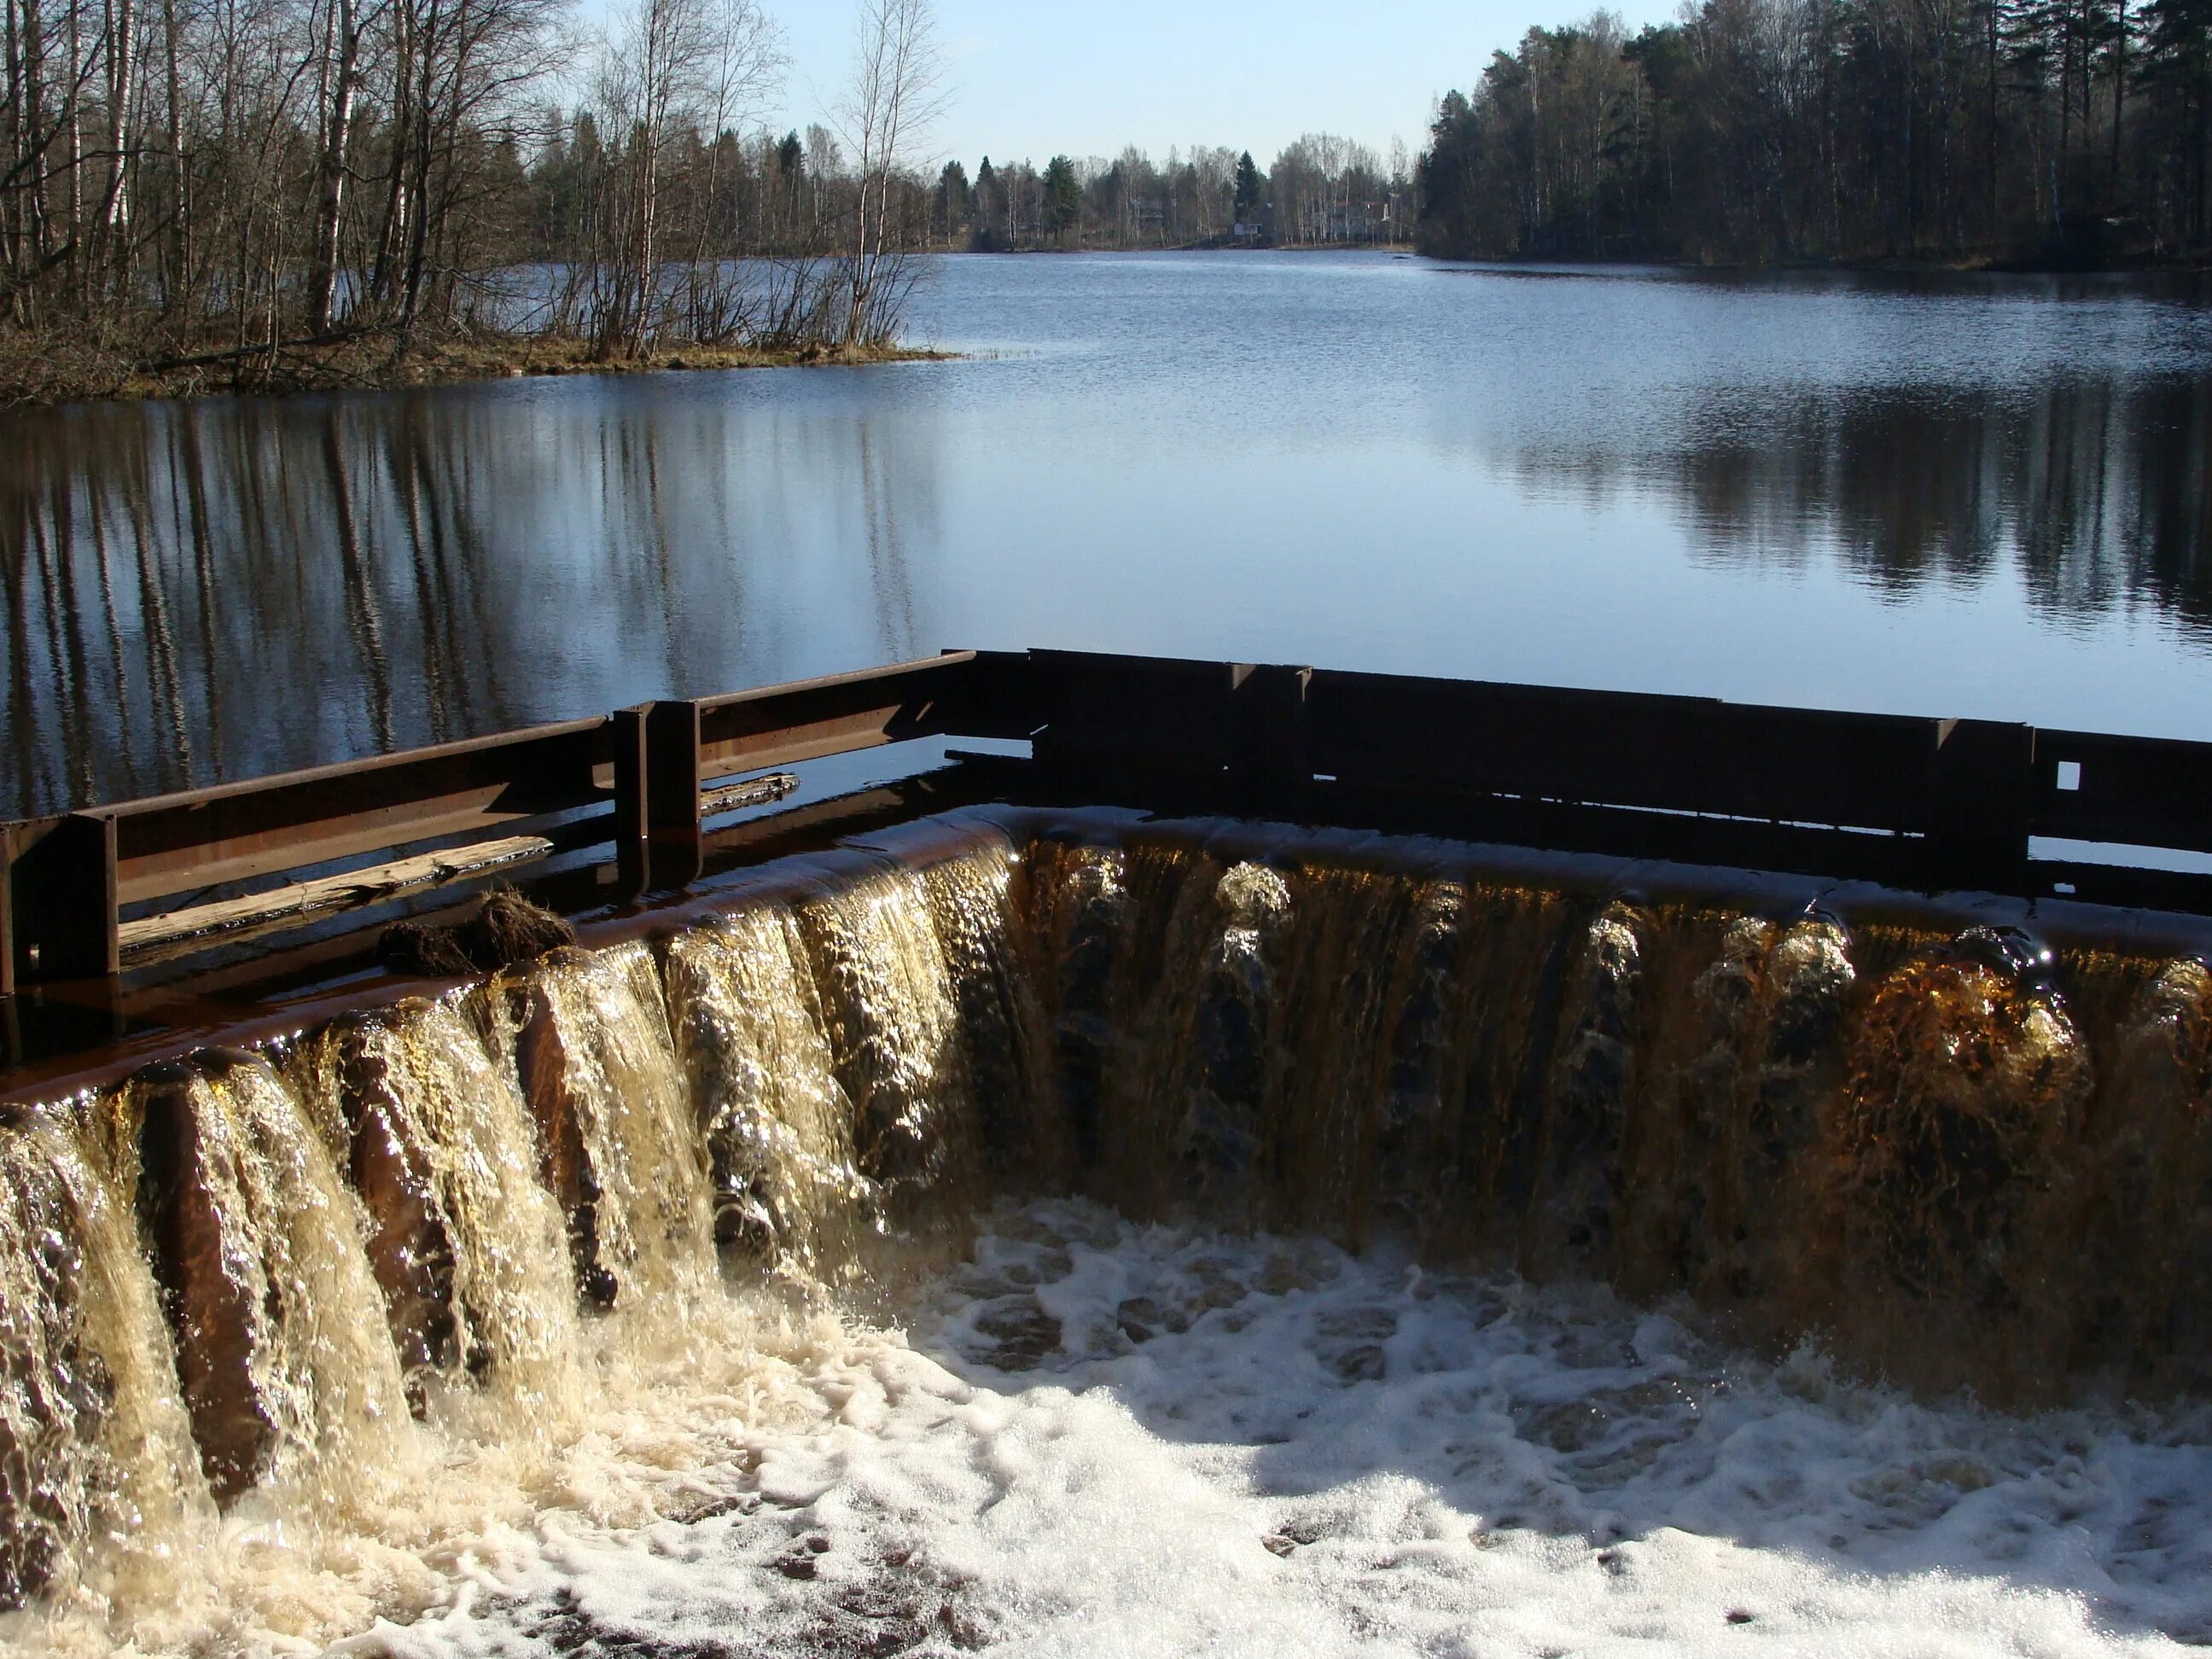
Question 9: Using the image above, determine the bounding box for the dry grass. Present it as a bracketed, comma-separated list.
[0, 324, 952, 406]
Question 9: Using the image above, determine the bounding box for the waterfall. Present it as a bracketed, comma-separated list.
[293, 998, 582, 1420]
[663, 904, 872, 1283]
[3, 807, 2212, 1646]
[495, 943, 717, 1314]
[112, 1053, 413, 1511]
[0, 1104, 207, 1614]
[789, 859, 987, 1216]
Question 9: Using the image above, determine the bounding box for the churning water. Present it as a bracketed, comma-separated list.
[6, 810, 2212, 1655]
[5, 253, 2211, 818]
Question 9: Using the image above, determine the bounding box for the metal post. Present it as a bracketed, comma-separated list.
[612, 705, 651, 894]
[1230, 662, 1313, 817]
[11, 813, 120, 982]
[643, 699, 704, 888]
[1929, 719, 2034, 890]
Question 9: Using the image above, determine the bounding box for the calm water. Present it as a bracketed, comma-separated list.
[3, 251, 2208, 819]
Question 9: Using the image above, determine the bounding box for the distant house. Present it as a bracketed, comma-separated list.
[1231, 220, 1263, 242]
[1328, 201, 1381, 241]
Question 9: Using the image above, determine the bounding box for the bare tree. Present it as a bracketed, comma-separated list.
[0, 0, 966, 397]
[591, 0, 777, 356]
[834, 0, 940, 346]
[306, 0, 375, 333]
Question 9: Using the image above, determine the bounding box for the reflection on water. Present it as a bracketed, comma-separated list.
[2, 253, 2208, 818]
[1654, 381, 2210, 629]
[1, 391, 938, 816]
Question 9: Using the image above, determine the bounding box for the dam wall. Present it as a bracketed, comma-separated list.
[4, 807, 2211, 1625]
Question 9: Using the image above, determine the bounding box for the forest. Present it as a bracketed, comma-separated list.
[1416, 0, 2210, 264]
[0, 0, 2203, 402]
[918, 137, 1414, 252]
[0, 0, 946, 397]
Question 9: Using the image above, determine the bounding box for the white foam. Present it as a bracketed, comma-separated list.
[343, 1200, 2212, 1658]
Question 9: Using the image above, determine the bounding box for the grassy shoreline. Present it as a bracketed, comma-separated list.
[0, 329, 952, 409]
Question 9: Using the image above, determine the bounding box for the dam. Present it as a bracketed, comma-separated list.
[3, 649, 2212, 1653]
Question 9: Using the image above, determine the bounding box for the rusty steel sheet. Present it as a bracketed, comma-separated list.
[2033, 729, 2212, 855]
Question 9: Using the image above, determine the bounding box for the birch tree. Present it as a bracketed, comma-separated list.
[834, 0, 939, 346]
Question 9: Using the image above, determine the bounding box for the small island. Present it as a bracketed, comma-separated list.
[0, 0, 950, 404]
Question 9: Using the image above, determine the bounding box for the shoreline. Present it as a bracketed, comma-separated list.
[1410, 246, 2209, 277]
[929, 242, 2205, 276]
[0, 330, 952, 410]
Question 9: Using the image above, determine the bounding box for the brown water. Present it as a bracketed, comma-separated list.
[4, 253, 2209, 819]
[4, 808, 2212, 1647]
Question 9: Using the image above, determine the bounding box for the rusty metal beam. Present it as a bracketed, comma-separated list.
[612, 704, 651, 894]
[695, 649, 1029, 777]
[108, 716, 613, 905]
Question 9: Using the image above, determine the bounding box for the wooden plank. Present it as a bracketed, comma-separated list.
[700, 772, 800, 816]
[2029, 859, 2212, 915]
[1305, 670, 1940, 831]
[108, 717, 611, 904]
[1230, 663, 1313, 814]
[952, 649, 1044, 738]
[118, 834, 555, 958]
[2032, 730, 2212, 854]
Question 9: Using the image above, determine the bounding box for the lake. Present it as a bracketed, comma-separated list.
[3, 251, 2207, 820]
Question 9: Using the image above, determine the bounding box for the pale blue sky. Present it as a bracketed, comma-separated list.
[766, 0, 1677, 174]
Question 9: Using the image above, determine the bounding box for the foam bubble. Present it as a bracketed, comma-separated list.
[350, 1201, 2212, 1658]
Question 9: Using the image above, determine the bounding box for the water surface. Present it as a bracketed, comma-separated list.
[4, 253, 2207, 818]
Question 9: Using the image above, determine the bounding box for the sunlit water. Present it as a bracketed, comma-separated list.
[3, 253, 2208, 818]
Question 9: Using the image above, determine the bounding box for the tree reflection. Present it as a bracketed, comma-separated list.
[0, 382, 940, 818]
[1650, 377, 2212, 634]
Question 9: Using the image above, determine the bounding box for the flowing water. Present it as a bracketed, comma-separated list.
[5, 253, 2211, 818]
[5, 811, 2212, 1654]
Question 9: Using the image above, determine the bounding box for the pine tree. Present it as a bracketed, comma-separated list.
[1233, 151, 1266, 219]
[1043, 154, 1084, 242]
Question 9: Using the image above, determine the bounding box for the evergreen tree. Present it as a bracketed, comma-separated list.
[1233, 150, 1266, 218]
[936, 160, 972, 242]
[1043, 154, 1084, 242]
[972, 156, 1003, 249]
[2141, 0, 2212, 240]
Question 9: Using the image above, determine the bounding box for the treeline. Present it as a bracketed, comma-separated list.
[1417, 0, 2211, 265]
[0, 0, 943, 398]
[925, 136, 1416, 251]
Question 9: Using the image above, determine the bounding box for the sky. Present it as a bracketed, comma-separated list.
[765, 0, 1679, 176]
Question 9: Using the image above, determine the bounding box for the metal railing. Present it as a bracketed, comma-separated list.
[8, 646, 2209, 990]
